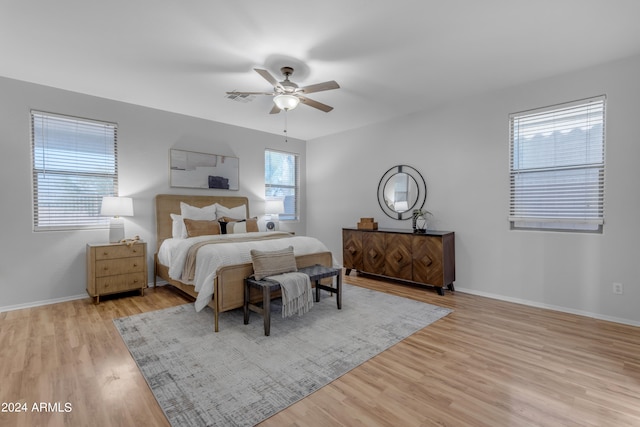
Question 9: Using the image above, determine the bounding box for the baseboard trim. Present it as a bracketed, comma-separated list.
[3, 282, 636, 327]
[0, 281, 166, 313]
[455, 287, 640, 327]
[0, 293, 88, 313]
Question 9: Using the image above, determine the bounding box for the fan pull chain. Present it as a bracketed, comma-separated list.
[284, 110, 288, 142]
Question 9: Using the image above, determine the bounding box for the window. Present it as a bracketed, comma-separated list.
[265, 149, 299, 221]
[31, 111, 119, 231]
[509, 96, 605, 232]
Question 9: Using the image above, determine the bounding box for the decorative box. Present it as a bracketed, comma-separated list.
[357, 218, 378, 230]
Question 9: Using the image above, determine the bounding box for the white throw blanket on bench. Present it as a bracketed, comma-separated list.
[268, 272, 313, 318]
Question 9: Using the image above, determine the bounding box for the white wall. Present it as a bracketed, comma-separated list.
[0, 77, 306, 310]
[4, 53, 640, 325]
[306, 54, 640, 326]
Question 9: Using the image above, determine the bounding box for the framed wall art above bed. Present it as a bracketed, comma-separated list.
[170, 148, 239, 190]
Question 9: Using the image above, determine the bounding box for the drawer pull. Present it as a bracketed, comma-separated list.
[103, 252, 109, 256]
[133, 263, 138, 267]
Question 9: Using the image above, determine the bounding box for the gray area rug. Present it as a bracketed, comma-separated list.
[114, 284, 451, 427]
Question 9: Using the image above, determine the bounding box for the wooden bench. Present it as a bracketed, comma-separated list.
[243, 265, 342, 336]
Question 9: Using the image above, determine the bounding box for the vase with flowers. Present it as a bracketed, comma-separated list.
[412, 208, 431, 233]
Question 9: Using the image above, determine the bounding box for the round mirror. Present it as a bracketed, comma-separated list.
[382, 173, 419, 213]
[377, 165, 426, 220]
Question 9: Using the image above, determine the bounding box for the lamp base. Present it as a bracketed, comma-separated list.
[109, 217, 125, 243]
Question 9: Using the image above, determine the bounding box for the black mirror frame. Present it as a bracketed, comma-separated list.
[377, 165, 427, 220]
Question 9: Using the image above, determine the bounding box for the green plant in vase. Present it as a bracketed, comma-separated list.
[412, 208, 431, 233]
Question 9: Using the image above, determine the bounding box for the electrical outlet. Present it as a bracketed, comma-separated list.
[612, 282, 623, 295]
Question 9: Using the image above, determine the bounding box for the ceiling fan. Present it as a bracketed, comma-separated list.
[227, 67, 340, 114]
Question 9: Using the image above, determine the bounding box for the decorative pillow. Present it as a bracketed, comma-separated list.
[218, 216, 259, 234]
[250, 246, 297, 280]
[183, 219, 221, 237]
[179, 202, 217, 238]
[215, 204, 247, 220]
[170, 213, 185, 239]
[180, 201, 217, 219]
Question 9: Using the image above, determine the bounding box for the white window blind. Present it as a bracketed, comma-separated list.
[31, 111, 119, 231]
[265, 149, 299, 221]
[509, 96, 605, 232]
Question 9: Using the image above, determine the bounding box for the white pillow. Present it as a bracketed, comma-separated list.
[216, 204, 247, 220]
[170, 213, 185, 239]
[180, 201, 217, 219]
[179, 202, 217, 238]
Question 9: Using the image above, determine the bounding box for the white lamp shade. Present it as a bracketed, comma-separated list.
[273, 94, 300, 111]
[265, 198, 285, 215]
[101, 197, 134, 243]
[100, 196, 134, 217]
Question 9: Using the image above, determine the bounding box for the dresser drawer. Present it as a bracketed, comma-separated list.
[95, 257, 145, 277]
[95, 244, 145, 260]
[96, 272, 146, 294]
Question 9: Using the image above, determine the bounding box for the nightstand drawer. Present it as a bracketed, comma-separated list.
[95, 257, 145, 277]
[96, 272, 146, 294]
[96, 244, 145, 260]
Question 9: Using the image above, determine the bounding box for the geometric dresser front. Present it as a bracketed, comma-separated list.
[342, 227, 455, 295]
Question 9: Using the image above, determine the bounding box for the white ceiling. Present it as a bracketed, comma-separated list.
[2, 1, 640, 140]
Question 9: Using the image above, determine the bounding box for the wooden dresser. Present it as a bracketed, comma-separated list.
[342, 227, 455, 295]
[86, 242, 147, 303]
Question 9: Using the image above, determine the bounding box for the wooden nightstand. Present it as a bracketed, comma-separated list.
[86, 242, 147, 303]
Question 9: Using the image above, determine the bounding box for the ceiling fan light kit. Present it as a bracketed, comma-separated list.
[227, 66, 340, 114]
[273, 94, 300, 111]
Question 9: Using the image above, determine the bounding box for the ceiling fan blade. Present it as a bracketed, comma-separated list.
[226, 91, 274, 96]
[297, 95, 334, 112]
[298, 80, 340, 94]
[254, 68, 284, 90]
[269, 104, 281, 114]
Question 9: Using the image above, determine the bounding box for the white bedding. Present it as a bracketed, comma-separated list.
[157, 232, 334, 311]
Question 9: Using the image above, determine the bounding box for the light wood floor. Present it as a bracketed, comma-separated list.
[1, 273, 639, 427]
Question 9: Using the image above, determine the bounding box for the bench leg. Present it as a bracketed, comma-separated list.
[244, 280, 250, 325]
[337, 273, 342, 309]
[263, 285, 271, 336]
[213, 286, 219, 332]
[313, 272, 342, 309]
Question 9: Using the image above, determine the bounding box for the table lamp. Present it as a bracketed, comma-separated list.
[101, 196, 134, 243]
[264, 198, 285, 231]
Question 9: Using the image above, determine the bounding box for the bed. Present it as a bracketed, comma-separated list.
[153, 194, 334, 331]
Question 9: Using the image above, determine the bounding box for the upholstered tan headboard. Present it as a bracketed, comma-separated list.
[155, 194, 250, 251]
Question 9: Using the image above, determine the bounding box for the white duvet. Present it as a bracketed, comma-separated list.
[157, 232, 333, 311]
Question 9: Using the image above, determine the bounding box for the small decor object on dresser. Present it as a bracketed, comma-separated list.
[357, 217, 378, 230]
[412, 209, 431, 233]
[86, 241, 147, 303]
